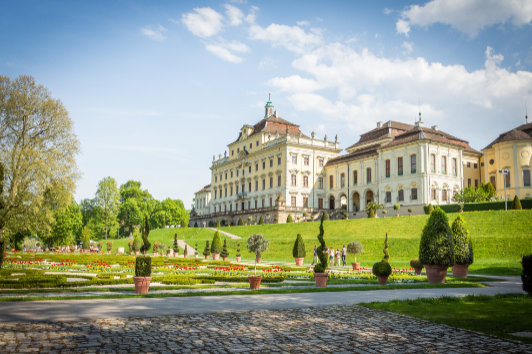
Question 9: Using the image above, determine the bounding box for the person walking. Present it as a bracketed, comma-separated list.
[329, 248, 334, 265]
[341, 245, 347, 266]
[312, 245, 318, 265]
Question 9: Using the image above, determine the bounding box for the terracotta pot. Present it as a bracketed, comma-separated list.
[256, 257, 262, 264]
[204, 255, 210, 260]
[352, 262, 360, 271]
[236, 256, 241, 262]
[212, 253, 220, 260]
[134, 251, 140, 255]
[452, 264, 469, 278]
[424, 264, 448, 284]
[133, 276, 152, 294]
[248, 275, 262, 290]
[314, 272, 328, 287]
[414, 267, 422, 275]
[377, 275, 389, 285]
[222, 256, 228, 261]
[294, 257, 304, 266]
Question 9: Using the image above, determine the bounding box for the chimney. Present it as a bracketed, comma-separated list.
[274, 110, 278, 117]
[431, 125, 438, 131]
[376, 121, 382, 128]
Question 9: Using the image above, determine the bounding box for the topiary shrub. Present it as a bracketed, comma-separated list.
[368, 208, 375, 218]
[247, 234, 269, 274]
[236, 243, 241, 257]
[220, 239, 229, 258]
[97, 242, 103, 253]
[451, 215, 473, 265]
[128, 240, 133, 254]
[238, 217, 244, 226]
[203, 241, 210, 257]
[382, 233, 390, 262]
[183, 244, 188, 258]
[135, 255, 152, 277]
[292, 234, 306, 258]
[513, 195, 522, 210]
[408, 208, 413, 216]
[194, 243, 198, 256]
[347, 241, 363, 263]
[287, 214, 293, 223]
[194, 222, 198, 227]
[372, 261, 392, 276]
[133, 236, 142, 252]
[522, 254, 532, 294]
[140, 215, 151, 254]
[419, 207, 455, 266]
[322, 211, 329, 220]
[173, 233, 179, 254]
[106, 241, 113, 253]
[152, 241, 160, 254]
[313, 214, 328, 273]
[393, 203, 400, 214]
[216, 220, 221, 228]
[410, 258, 422, 269]
[211, 231, 222, 254]
[427, 204, 435, 214]
[259, 216, 265, 225]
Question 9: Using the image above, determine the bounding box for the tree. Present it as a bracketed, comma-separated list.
[451, 215, 473, 265]
[81, 225, 91, 250]
[258, 216, 264, 225]
[419, 207, 455, 266]
[118, 180, 153, 236]
[173, 233, 179, 254]
[95, 177, 120, 240]
[365, 201, 383, 218]
[292, 234, 306, 258]
[140, 215, 151, 254]
[247, 234, 269, 273]
[286, 214, 293, 223]
[220, 239, 229, 258]
[117, 198, 142, 237]
[0, 75, 79, 243]
[211, 231, 222, 254]
[347, 241, 363, 263]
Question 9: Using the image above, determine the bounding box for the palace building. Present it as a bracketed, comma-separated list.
[190, 97, 530, 225]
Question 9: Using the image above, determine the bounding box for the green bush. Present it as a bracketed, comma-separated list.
[313, 214, 328, 273]
[410, 258, 423, 269]
[238, 217, 244, 226]
[372, 261, 392, 276]
[451, 215, 473, 265]
[368, 209, 375, 218]
[427, 204, 435, 214]
[419, 207, 455, 267]
[140, 215, 151, 254]
[135, 256, 152, 277]
[423, 199, 532, 213]
[292, 234, 306, 258]
[287, 214, 293, 223]
[81, 226, 91, 250]
[322, 211, 329, 220]
[173, 233, 179, 254]
[247, 234, 269, 260]
[393, 203, 400, 212]
[522, 254, 532, 294]
[211, 231, 222, 254]
[203, 241, 211, 257]
[236, 243, 241, 257]
[106, 241, 113, 253]
[258, 216, 265, 225]
[133, 236, 142, 252]
[513, 195, 522, 210]
[220, 239, 229, 258]
[347, 241, 363, 263]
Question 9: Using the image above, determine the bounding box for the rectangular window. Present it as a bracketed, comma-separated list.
[385, 159, 390, 178]
[262, 198, 265, 208]
[411, 154, 417, 174]
[340, 173, 345, 187]
[318, 177, 324, 189]
[248, 182, 252, 192]
[225, 172, 227, 180]
[230, 204, 232, 212]
[303, 197, 308, 208]
[236, 185, 239, 194]
[398, 157, 403, 176]
[291, 174, 297, 186]
[442, 189, 447, 201]
[475, 179, 478, 188]
[231, 171, 233, 178]
[318, 158, 324, 167]
[474, 163, 478, 169]
[250, 143, 252, 149]
[490, 175, 496, 189]
[468, 178, 471, 187]
[237, 170, 240, 177]
[278, 156, 281, 165]
[524, 169, 531, 187]
[303, 156, 309, 166]
[398, 189, 404, 202]
[442, 156, 447, 175]
[292, 154, 297, 164]
[224, 187, 227, 197]
[270, 159, 273, 168]
[303, 175, 309, 187]
[431, 188, 437, 200]
[385, 191, 391, 203]
[262, 161, 265, 170]
[269, 177, 273, 188]
[467, 162, 471, 168]
[256, 141, 259, 147]
[505, 171, 511, 188]
[329, 175, 334, 189]
[255, 181, 258, 191]
[254, 200, 257, 209]
[431, 154, 436, 173]
[262, 179, 265, 190]
[230, 186, 233, 196]
[278, 175, 282, 187]
[255, 164, 258, 172]
[318, 198, 323, 209]
[366, 168, 372, 184]
[291, 196, 296, 207]
[215, 175, 217, 183]
[214, 190, 217, 199]
[411, 188, 418, 200]
[452, 158, 457, 176]
[249, 166, 251, 173]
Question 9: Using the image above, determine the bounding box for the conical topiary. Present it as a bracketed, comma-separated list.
[427, 204, 435, 214]
[238, 217, 244, 226]
[259, 216, 264, 225]
[203, 241, 210, 257]
[211, 231, 222, 254]
[140, 215, 151, 254]
[419, 207, 454, 266]
[287, 214, 293, 223]
[173, 233, 179, 254]
[292, 234, 306, 258]
[216, 220, 221, 228]
[451, 215, 473, 265]
[313, 214, 328, 273]
[220, 239, 229, 258]
[322, 211, 329, 220]
[184, 244, 188, 258]
[382, 233, 390, 262]
[236, 243, 241, 257]
[368, 208, 375, 218]
[513, 195, 522, 210]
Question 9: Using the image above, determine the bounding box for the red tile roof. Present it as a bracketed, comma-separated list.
[483, 122, 532, 150]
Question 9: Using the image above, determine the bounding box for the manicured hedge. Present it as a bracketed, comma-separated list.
[424, 199, 532, 213]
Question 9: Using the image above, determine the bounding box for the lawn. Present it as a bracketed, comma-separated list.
[361, 294, 532, 344]
[111, 210, 531, 274]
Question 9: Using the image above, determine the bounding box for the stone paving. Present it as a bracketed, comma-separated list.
[0, 305, 530, 353]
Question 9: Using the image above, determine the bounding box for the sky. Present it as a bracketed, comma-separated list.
[1, 0, 532, 207]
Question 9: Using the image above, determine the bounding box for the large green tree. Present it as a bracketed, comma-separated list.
[95, 176, 119, 240]
[0, 75, 79, 244]
[118, 180, 154, 236]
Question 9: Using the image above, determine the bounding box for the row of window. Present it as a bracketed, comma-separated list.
[429, 154, 458, 176]
[488, 169, 531, 189]
[213, 175, 284, 199]
[291, 154, 325, 167]
[214, 195, 311, 212]
[383, 188, 418, 203]
[214, 155, 283, 183]
[231, 140, 261, 157]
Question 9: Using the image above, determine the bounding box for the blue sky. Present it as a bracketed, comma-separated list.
[1, 0, 531, 206]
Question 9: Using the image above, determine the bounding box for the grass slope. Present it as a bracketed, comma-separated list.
[109, 210, 532, 274]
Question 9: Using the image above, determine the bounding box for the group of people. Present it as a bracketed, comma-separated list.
[312, 245, 347, 266]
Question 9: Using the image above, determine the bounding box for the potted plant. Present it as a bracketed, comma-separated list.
[133, 236, 142, 255]
[393, 203, 400, 216]
[211, 231, 222, 260]
[419, 207, 455, 283]
[128, 240, 134, 255]
[292, 234, 306, 265]
[451, 215, 473, 278]
[152, 241, 160, 256]
[372, 261, 392, 285]
[203, 241, 211, 260]
[408, 208, 412, 216]
[247, 234, 269, 289]
[220, 239, 229, 261]
[97, 242, 103, 253]
[106, 241, 113, 254]
[159, 244, 166, 256]
[133, 255, 152, 294]
[365, 201, 383, 218]
[140, 215, 151, 255]
[166, 247, 174, 257]
[236, 243, 241, 262]
[381, 209, 387, 217]
[410, 258, 423, 275]
[313, 214, 329, 287]
[173, 233, 179, 257]
[347, 241, 363, 270]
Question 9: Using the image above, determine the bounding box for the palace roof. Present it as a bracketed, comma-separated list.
[483, 122, 532, 150]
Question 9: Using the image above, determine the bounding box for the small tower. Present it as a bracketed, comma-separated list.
[264, 93, 274, 118]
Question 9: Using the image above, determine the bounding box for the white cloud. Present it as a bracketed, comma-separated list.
[249, 23, 323, 53]
[402, 41, 413, 54]
[140, 25, 167, 42]
[182, 7, 223, 38]
[397, 0, 532, 37]
[206, 44, 244, 63]
[297, 20, 310, 27]
[258, 57, 278, 70]
[225, 4, 244, 26]
[383, 8, 393, 15]
[225, 40, 249, 53]
[245, 6, 259, 24]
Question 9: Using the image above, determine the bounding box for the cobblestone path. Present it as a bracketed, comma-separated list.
[0, 305, 530, 353]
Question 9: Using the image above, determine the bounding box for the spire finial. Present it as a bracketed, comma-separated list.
[418, 111, 422, 122]
[526, 101, 529, 124]
[268, 92, 271, 101]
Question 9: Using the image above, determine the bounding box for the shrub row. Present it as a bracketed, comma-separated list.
[424, 199, 532, 213]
